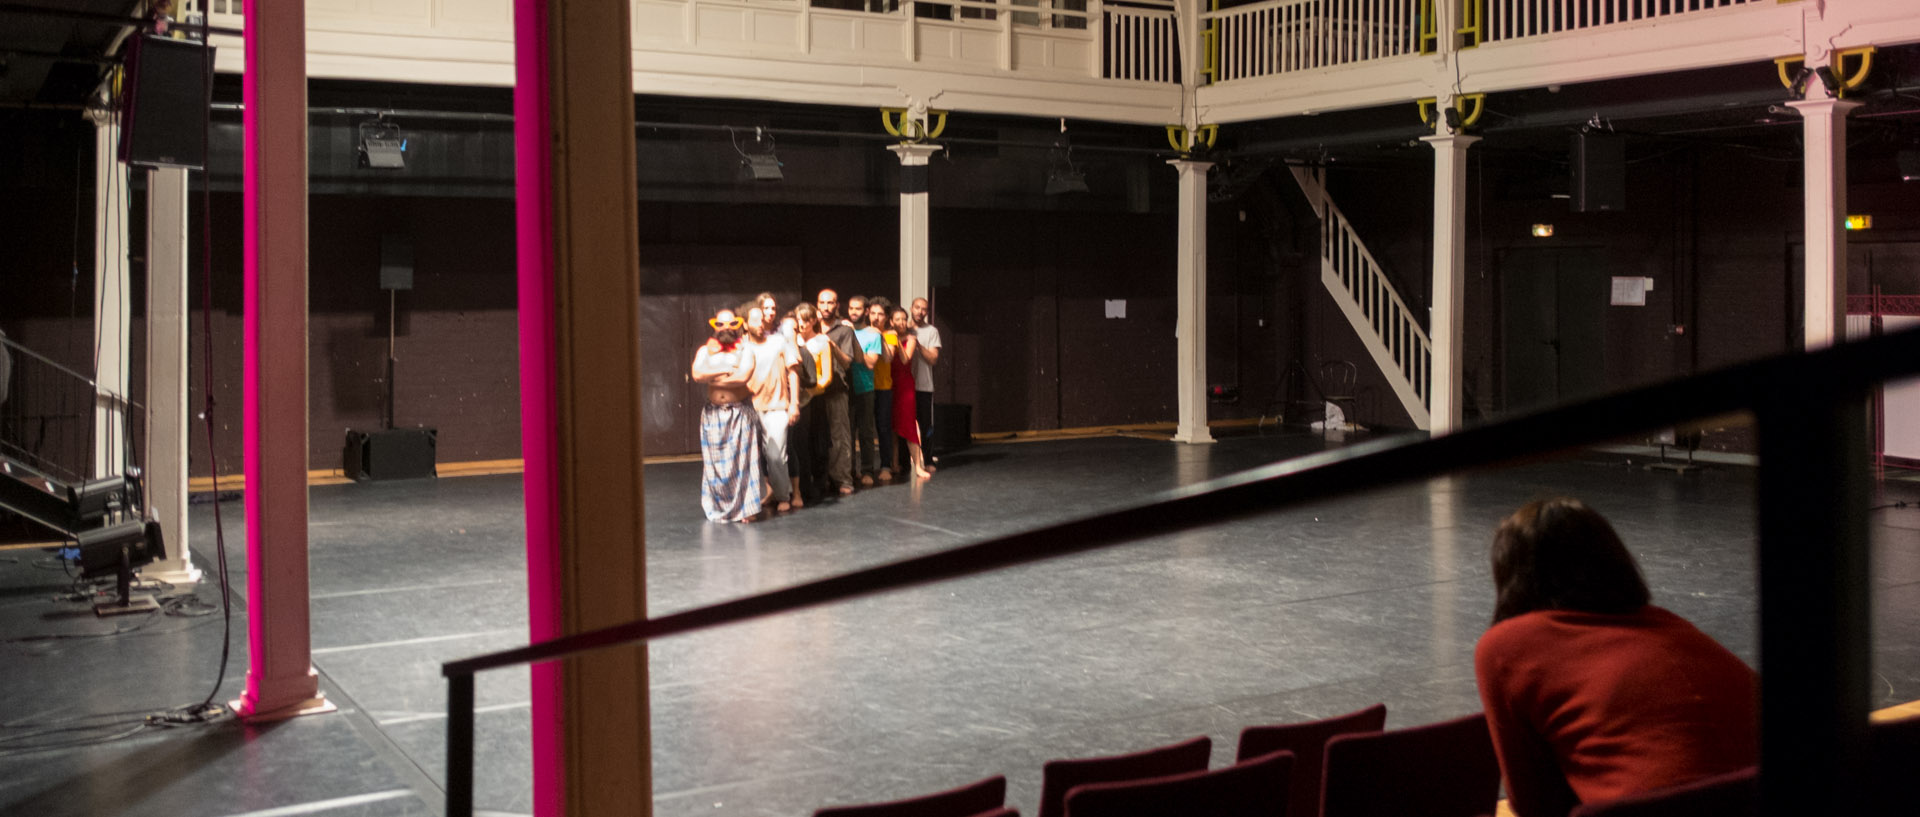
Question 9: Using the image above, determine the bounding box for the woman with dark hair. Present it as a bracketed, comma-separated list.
[1475, 497, 1756, 817]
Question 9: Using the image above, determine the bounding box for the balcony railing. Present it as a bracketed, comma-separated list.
[1104, 0, 1181, 82]
[1479, 0, 1764, 44]
[1207, 0, 1422, 82]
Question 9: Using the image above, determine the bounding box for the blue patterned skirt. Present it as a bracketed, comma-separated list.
[700, 401, 765, 522]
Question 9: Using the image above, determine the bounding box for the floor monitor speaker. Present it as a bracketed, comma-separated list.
[344, 429, 438, 481]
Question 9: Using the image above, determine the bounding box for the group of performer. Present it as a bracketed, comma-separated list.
[691, 289, 943, 523]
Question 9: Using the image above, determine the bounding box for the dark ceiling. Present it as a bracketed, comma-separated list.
[0, 1, 148, 107]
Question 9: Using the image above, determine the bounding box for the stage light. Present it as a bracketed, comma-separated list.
[741, 153, 784, 181]
[1531, 224, 1555, 238]
[1046, 123, 1088, 195]
[77, 519, 166, 616]
[1845, 215, 1871, 230]
[358, 117, 406, 169]
[1045, 169, 1088, 195]
[734, 127, 783, 181]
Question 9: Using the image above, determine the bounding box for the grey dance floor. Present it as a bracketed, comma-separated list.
[3, 430, 1919, 817]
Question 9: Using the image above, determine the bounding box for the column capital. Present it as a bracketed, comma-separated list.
[1166, 158, 1215, 174]
[886, 143, 944, 165]
[1786, 97, 1865, 117]
[1420, 133, 1482, 151]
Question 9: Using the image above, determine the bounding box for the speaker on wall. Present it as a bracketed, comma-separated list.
[118, 35, 213, 169]
[380, 235, 414, 291]
[1570, 132, 1625, 213]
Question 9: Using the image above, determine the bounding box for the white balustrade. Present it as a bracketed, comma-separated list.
[1104, 1, 1180, 83]
[1207, 0, 1420, 83]
[1482, 0, 1762, 44]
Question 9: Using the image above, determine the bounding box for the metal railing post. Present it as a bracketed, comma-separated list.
[446, 672, 476, 817]
[1755, 389, 1871, 817]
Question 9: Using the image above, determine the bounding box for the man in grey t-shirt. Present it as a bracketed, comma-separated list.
[910, 297, 941, 453]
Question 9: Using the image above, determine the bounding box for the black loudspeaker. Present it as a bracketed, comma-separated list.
[931, 403, 972, 453]
[119, 35, 212, 169]
[380, 235, 414, 290]
[1899, 150, 1920, 182]
[1570, 133, 1625, 213]
[344, 428, 438, 481]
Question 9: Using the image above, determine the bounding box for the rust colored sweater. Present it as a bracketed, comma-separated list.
[1474, 605, 1757, 817]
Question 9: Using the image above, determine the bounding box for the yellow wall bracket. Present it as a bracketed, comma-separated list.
[1775, 47, 1875, 97]
[1417, 94, 1485, 129]
[881, 108, 948, 142]
[1166, 124, 1219, 154]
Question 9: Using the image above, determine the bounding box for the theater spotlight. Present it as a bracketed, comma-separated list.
[78, 519, 167, 616]
[358, 117, 407, 169]
[1045, 125, 1089, 195]
[734, 127, 783, 181]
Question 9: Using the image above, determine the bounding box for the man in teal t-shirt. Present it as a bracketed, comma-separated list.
[848, 295, 883, 485]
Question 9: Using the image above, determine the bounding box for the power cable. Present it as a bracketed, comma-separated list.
[176, 4, 235, 724]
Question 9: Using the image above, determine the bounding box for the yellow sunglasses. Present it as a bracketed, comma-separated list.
[709, 317, 744, 330]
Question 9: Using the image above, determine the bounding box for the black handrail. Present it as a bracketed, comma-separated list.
[443, 324, 1920, 816]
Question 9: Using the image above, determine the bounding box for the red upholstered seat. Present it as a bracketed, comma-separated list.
[1235, 704, 1388, 817]
[813, 775, 1007, 817]
[1320, 712, 1499, 817]
[1037, 736, 1213, 817]
[1064, 747, 1293, 817]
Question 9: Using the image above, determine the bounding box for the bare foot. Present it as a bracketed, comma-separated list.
[877, 468, 892, 483]
[859, 474, 875, 487]
[838, 484, 855, 496]
[915, 468, 933, 480]
[790, 496, 805, 510]
[776, 501, 791, 514]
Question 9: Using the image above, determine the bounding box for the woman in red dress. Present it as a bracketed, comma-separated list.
[887, 307, 933, 480]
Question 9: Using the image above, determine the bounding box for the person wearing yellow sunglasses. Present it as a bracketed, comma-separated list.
[690, 307, 764, 522]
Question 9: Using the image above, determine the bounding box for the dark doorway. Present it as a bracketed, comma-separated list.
[1499, 247, 1607, 413]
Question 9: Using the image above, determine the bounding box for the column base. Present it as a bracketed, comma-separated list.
[234, 667, 332, 723]
[1172, 427, 1216, 445]
[232, 692, 334, 724]
[141, 562, 203, 587]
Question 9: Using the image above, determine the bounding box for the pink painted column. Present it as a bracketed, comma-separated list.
[515, 2, 652, 815]
[235, 0, 329, 721]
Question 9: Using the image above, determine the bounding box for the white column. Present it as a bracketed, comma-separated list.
[142, 168, 200, 585]
[1422, 132, 1479, 436]
[1169, 158, 1214, 445]
[1789, 98, 1861, 352]
[888, 143, 943, 307]
[89, 111, 131, 478]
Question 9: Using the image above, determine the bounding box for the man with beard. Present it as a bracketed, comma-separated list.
[689, 307, 764, 522]
[743, 302, 801, 514]
[911, 296, 943, 458]
[814, 289, 856, 495]
[843, 294, 882, 487]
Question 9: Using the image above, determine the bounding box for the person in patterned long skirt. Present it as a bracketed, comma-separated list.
[690, 307, 765, 522]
